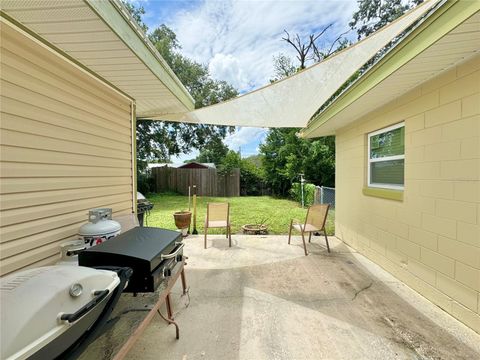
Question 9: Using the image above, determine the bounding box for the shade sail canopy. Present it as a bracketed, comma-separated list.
[152, 0, 440, 128]
[302, 5, 480, 138]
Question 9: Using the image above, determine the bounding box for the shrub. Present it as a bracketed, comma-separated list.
[137, 167, 155, 195]
[290, 182, 315, 206]
[240, 159, 267, 195]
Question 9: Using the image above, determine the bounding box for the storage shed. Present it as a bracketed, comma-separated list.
[0, 0, 194, 275]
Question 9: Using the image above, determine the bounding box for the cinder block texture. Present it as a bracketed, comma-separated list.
[335, 56, 480, 334]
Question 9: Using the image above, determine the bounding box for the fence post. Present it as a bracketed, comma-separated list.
[320, 186, 324, 205]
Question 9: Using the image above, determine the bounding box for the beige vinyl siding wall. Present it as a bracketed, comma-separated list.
[0, 20, 134, 276]
[335, 55, 480, 333]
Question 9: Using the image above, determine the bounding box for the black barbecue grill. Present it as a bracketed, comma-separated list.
[79, 227, 183, 293]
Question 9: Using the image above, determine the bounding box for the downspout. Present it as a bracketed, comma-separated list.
[131, 101, 137, 215]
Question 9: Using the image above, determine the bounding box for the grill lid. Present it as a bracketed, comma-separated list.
[79, 227, 182, 272]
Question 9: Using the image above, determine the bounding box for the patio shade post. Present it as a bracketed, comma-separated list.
[192, 185, 198, 235]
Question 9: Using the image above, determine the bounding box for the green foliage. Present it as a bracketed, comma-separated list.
[195, 137, 229, 165]
[317, 0, 424, 118]
[260, 129, 335, 196]
[213, 151, 267, 195]
[146, 194, 335, 235]
[219, 150, 242, 174]
[137, 168, 155, 195]
[123, 2, 238, 171]
[149, 25, 180, 66]
[290, 182, 316, 206]
[239, 158, 266, 196]
[350, 0, 423, 40]
[243, 154, 264, 168]
[270, 53, 297, 83]
[136, 121, 231, 172]
[122, 1, 148, 33]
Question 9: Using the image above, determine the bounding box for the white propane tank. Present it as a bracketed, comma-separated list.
[56, 240, 86, 266]
[79, 208, 121, 248]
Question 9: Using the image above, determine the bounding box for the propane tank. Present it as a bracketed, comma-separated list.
[56, 240, 86, 266]
[79, 208, 121, 248]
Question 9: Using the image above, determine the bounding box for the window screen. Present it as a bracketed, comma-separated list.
[368, 123, 405, 190]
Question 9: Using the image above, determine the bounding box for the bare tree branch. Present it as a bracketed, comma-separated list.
[281, 24, 336, 69]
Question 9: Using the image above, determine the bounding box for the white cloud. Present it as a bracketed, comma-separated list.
[208, 53, 251, 90]
[223, 127, 267, 151]
[163, 0, 358, 92]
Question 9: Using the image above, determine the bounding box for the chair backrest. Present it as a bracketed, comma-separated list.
[305, 204, 329, 230]
[207, 202, 229, 222]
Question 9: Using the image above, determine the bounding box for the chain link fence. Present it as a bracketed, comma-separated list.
[314, 186, 335, 208]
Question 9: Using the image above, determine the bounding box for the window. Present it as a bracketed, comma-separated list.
[367, 122, 405, 190]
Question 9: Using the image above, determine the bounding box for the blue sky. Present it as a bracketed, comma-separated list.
[134, 0, 358, 161]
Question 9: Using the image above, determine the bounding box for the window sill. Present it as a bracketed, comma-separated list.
[362, 187, 403, 201]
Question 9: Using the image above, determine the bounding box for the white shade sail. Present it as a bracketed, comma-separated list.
[148, 0, 440, 128]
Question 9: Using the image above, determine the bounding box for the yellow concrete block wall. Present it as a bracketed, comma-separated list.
[335, 55, 480, 333]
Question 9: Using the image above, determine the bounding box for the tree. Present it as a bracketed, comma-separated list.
[196, 137, 229, 165]
[239, 158, 266, 196]
[122, 1, 148, 33]
[278, 24, 351, 74]
[350, 0, 423, 40]
[149, 25, 180, 66]
[219, 150, 242, 175]
[260, 129, 300, 196]
[281, 26, 335, 69]
[260, 129, 335, 196]
[122, 2, 238, 173]
[270, 53, 296, 83]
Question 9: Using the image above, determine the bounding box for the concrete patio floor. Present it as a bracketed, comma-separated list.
[127, 235, 480, 360]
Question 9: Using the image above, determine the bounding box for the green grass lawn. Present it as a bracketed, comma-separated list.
[144, 194, 334, 235]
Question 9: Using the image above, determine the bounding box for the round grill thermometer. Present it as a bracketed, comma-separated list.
[69, 283, 83, 297]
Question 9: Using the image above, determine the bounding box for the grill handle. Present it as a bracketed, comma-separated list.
[161, 243, 184, 260]
[60, 289, 110, 323]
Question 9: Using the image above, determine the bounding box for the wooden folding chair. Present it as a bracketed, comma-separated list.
[288, 204, 330, 256]
[204, 202, 231, 249]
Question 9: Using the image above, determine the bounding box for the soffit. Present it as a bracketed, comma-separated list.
[304, 10, 480, 137]
[1, 0, 194, 116]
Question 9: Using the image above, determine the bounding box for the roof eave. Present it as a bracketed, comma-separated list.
[301, 0, 479, 139]
[85, 0, 195, 112]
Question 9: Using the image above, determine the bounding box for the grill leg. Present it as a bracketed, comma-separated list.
[228, 226, 232, 247]
[181, 269, 187, 295]
[165, 293, 174, 320]
[157, 309, 179, 340]
[308, 232, 312, 243]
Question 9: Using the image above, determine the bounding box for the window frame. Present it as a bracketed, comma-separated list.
[367, 122, 405, 190]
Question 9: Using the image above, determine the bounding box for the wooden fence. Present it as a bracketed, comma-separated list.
[152, 166, 240, 197]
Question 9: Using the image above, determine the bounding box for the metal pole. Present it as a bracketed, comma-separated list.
[192, 185, 198, 235]
[320, 186, 324, 205]
[188, 186, 191, 211]
[300, 174, 305, 208]
[188, 186, 191, 234]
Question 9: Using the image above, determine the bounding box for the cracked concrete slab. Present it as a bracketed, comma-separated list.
[126, 235, 480, 360]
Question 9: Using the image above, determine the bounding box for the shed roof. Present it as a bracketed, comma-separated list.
[301, 0, 480, 138]
[0, 0, 195, 116]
